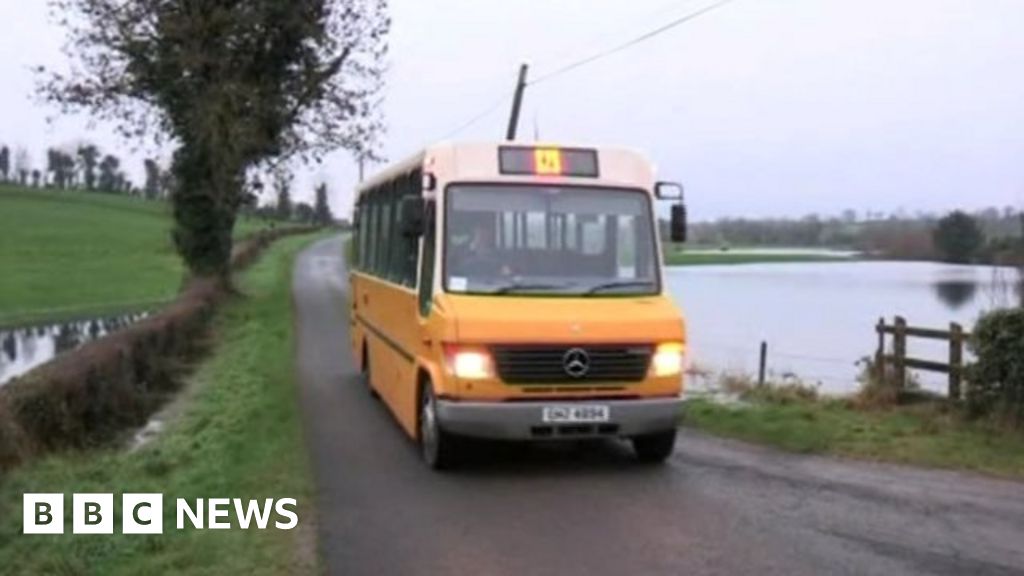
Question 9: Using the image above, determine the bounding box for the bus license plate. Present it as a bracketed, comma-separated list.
[542, 405, 610, 424]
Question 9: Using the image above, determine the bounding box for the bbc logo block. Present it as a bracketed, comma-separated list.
[73, 494, 114, 534]
[24, 493, 163, 535]
[23, 494, 64, 535]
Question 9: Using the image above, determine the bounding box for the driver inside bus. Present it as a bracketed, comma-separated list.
[456, 223, 511, 278]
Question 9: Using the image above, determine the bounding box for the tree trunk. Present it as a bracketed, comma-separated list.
[170, 146, 240, 282]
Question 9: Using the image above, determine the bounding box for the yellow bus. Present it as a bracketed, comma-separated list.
[350, 142, 688, 469]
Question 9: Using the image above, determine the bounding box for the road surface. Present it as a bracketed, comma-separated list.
[293, 236, 1024, 576]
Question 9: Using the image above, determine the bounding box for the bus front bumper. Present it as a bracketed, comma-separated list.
[435, 397, 684, 440]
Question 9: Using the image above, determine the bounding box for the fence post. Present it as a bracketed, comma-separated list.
[949, 322, 964, 401]
[875, 317, 886, 382]
[894, 316, 907, 389]
[758, 341, 767, 387]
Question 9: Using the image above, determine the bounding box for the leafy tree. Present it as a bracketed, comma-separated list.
[40, 0, 389, 279]
[933, 211, 984, 264]
[0, 146, 9, 182]
[46, 148, 76, 189]
[98, 154, 120, 192]
[143, 158, 161, 199]
[295, 202, 316, 223]
[31, 170, 41, 188]
[77, 144, 100, 190]
[239, 191, 259, 218]
[314, 182, 333, 225]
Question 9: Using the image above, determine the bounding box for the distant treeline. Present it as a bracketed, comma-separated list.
[0, 141, 337, 226]
[669, 208, 1024, 264]
[0, 141, 170, 199]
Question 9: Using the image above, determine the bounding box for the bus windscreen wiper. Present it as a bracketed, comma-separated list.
[585, 280, 656, 295]
[491, 282, 573, 295]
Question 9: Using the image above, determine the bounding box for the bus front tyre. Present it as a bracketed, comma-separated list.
[420, 385, 458, 470]
[631, 430, 677, 464]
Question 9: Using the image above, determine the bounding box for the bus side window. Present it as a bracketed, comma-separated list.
[400, 170, 422, 288]
[354, 197, 366, 270]
[368, 190, 385, 272]
[418, 201, 436, 317]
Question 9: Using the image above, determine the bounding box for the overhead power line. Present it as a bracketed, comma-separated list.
[425, 0, 738, 143]
[529, 0, 738, 86]
[431, 91, 513, 142]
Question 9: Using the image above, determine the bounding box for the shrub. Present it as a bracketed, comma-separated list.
[969, 308, 1024, 425]
[715, 371, 819, 404]
[851, 356, 925, 409]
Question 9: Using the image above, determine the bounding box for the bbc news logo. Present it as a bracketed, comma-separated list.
[24, 494, 298, 535]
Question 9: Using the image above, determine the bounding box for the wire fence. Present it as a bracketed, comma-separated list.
[685, 334, 866, 390]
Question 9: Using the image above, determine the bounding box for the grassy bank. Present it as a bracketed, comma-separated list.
[686, 396, 1024, 478]
[0, 185, 271, 325]
[0, 232, 327, 575]
[665, 250, 854, 266]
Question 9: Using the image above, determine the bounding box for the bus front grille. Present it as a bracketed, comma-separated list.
[491, 345, 652, 385]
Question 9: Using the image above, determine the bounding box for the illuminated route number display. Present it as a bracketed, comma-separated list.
[499, 146, 600, 178]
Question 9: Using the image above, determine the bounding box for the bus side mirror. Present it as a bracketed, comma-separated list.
[655, 182, 683, 201]
[656, 182, 687, 244]
[671, 204, 688, 244]
[400, 196, 426, 237]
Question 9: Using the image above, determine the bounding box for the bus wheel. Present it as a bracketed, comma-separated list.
[420, 384, 458, 470]
[631, 430, 677, 464]
[361, 346, 379, 399]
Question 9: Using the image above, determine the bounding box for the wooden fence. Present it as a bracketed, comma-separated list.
[875, 316, 970, 399]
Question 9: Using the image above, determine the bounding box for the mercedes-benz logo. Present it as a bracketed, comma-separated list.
[562, 348, 590, 379]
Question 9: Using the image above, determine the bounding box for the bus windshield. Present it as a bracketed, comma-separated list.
[444, 184, 660, 296]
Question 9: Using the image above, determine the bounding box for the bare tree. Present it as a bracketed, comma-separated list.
[14, 148, 32, 186]
[274, 166, 294, 222]
[39, 0, 389, 279]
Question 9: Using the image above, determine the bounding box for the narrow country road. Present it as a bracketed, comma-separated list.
[293, 235, 1024, 576]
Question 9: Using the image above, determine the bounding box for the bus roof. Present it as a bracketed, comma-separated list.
[356, 141, 657, 199]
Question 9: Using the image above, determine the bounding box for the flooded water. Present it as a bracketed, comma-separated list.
[0, 312, 149, 386]
[667, 261, 1020, 396]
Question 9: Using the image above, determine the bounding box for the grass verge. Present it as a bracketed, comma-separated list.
[0, 231, 329, 576]
[686, 396, 1024, 478]
[0, 185, 272, 326]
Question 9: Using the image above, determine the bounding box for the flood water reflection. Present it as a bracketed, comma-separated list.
[668, 261, 1019, 396]
[0, 312, 149, 386]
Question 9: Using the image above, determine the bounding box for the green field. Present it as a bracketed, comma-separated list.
[0, 185, 270, 326]
[0, 232, 327, 575]
[686, 398, 1024, 478]
[664, 250, 854, 266]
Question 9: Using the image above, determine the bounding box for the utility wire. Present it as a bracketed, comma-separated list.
[431, 91, 514, 143]
[530, 0, 738, 86]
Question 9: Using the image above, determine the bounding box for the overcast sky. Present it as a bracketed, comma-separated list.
[1, 0, 1022, 220]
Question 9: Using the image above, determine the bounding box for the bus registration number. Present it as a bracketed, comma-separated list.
[542, 405, 610, 424]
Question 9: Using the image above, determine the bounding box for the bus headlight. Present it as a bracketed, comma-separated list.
[651, 342, 685, 377]
[444, 345, 494, 380]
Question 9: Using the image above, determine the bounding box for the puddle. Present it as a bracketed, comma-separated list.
[0, 312, 150, 387]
